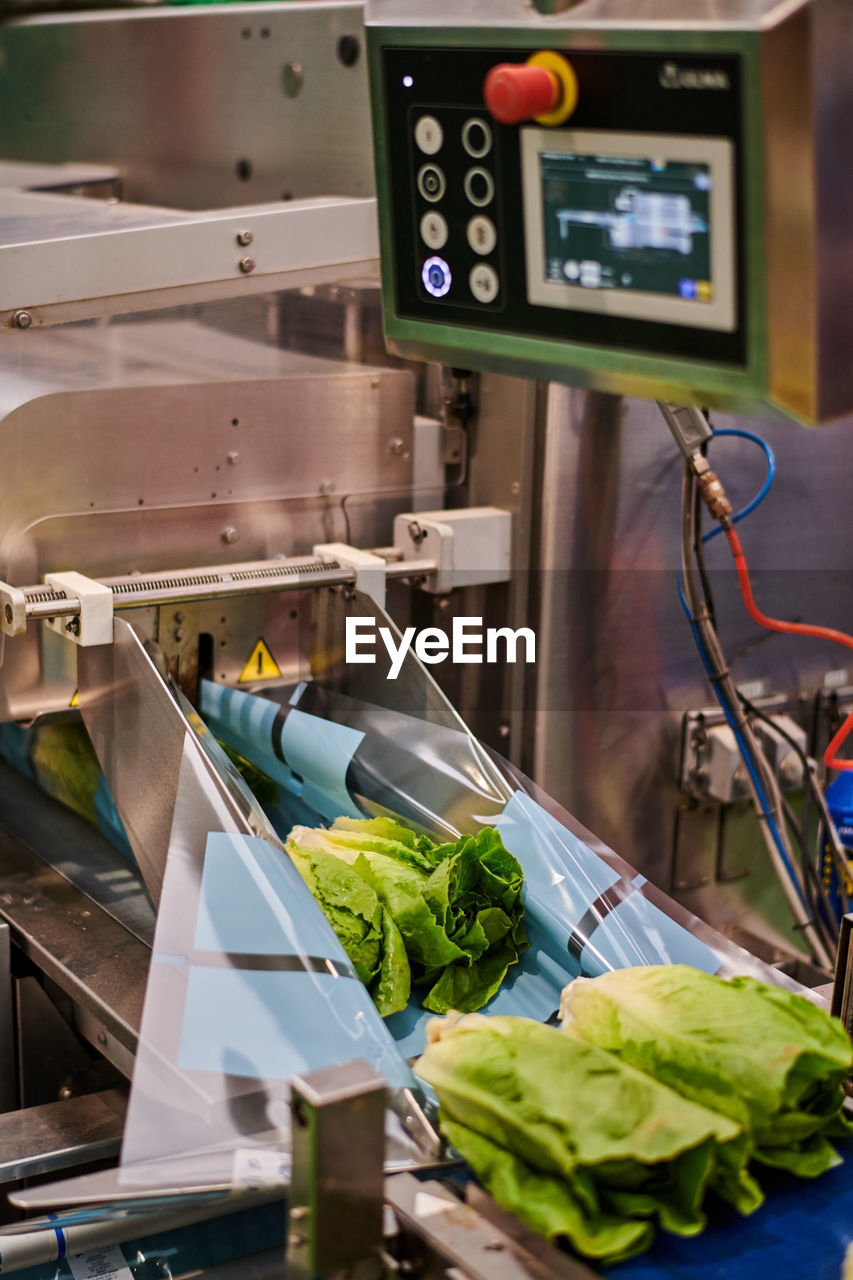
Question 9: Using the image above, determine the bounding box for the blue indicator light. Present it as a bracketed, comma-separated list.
[679, 278, 697, 300]
[402, 75, 414, 87]
[422, 256, 451, 298]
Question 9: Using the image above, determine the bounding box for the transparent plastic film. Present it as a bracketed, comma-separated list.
[200, 588, 812, 1061]
[74, 624, 439, 1194]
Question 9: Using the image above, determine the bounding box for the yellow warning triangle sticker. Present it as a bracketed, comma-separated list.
[69, 689, 79, 707]
[238, 637, 282, 684]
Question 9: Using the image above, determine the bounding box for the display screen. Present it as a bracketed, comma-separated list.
[541, 152, 713, 301]
[521, 129, 735, 332]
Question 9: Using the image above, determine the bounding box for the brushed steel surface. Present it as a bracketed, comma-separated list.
[0, 828, 146, 1062]
[529, 385, 853, 954]
[0, 190, 378, 323]
[0, 3, 373, 211]
[764, 0, 853, 421]
[366, 0, 806, 30]
[0, 1087, 126, 1184]
[0, 318, 415, 720]
[0, 924, 13, 1115]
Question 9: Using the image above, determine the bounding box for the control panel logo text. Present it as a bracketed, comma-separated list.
[659, 62, 731, 91]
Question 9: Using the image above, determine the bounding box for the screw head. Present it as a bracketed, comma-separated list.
[227, 451, 241, 466]
[238, 256, 256, 274]
[12, 310, 32, 330]
[283, 60, 304, 98]
[236, 229, 254, 247]
[222, 526, 239, 545]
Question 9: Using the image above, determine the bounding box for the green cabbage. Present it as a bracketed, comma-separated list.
[417, 1013, 753, 1265]
[286, 817, 527, 1016]
[560, 964, 853, 1178]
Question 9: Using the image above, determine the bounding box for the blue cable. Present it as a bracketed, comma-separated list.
[678, 579, 809, 909]
[703, 428, 776, 543]
[677, 429, 807, 910]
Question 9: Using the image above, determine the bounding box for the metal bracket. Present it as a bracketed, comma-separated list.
[288, 1059, 386, 1280]
[392, 506, 512, 595]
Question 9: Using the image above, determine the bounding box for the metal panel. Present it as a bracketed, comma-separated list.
[528, 385, 853, 955]
[365, 0, 801, 29]
[0, 827, 146, 1068]
[0, 1087, 126, 1184]
[0, 3, 374, 211]
[0, 924, 14, 1114]
[0, 191, 378, 324]
[0, 318, 415, 720]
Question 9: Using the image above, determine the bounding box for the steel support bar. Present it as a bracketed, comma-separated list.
[0, 554, 438, 638]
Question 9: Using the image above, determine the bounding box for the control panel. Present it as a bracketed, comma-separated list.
[366, 1, 853, 426]
[378, 46, 744, 368]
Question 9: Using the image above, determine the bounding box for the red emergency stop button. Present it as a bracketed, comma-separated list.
[484, 63, 558, 125]
[483, 52, 579, 127]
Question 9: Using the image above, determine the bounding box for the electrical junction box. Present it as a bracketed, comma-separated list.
[365, 0, 853, 425]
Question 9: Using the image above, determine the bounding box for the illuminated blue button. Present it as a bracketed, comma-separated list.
[679, 278, 697, 299]
[422, 256, 451, 299]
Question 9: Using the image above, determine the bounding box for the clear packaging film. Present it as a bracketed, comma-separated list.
[199, 592, 804, 1066]
[0, 597, 810, 1196]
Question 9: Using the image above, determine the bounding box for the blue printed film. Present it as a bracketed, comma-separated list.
[197, 590, 804, 1064]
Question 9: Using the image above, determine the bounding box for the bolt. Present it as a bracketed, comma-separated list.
[66, 618, 80, 636]
[498, 722, 510, 738]
[174, 611, 185, 624]
[12, 310, 32, 330]
[175, 628, 185, 642]
[288, 1232, 305, 1249]
[58, 1085, 73, 1101]
[222, 527, 239, 545]
[238, 256, 256, 274]
[510, 480, 521, 496]
[408, 520, 426, 547]
[236, 229, 254, 247]
[289, 1206, 308, 1221]
[436, 596, 451, 612]
[283, 61, 304, 98]
[97, 1030, 108, 1047]
[227, 451, 241, 466]
[389, 438, 407, 456]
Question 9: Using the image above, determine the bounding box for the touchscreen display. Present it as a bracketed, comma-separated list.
[540, 151, 713, 302]
[521, 129, 735, 331]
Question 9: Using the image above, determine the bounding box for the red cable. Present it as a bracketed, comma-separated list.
[726, 527, 853, 771]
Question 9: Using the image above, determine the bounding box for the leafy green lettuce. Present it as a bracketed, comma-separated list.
[560, 964, 853, 1178]
[286, 817, 527, 1016]
[417, 1013, 752, 1265]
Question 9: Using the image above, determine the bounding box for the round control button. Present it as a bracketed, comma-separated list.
[414, 115, 443, 156]
[422, 256, 452, 299]
[420, 210, 449, 251]
[417, 163, 446, 203]
[464, 167, 494, 208]
[469, 263, 499, 304]
[466, 215, 497, 256]
[462, 117, 493, 159]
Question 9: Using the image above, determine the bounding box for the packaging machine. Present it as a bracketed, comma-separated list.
[0, 0, 851, 1277]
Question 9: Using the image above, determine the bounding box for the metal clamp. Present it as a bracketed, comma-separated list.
[43, 571, 113, 646]
[313, 542, 389, 610]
